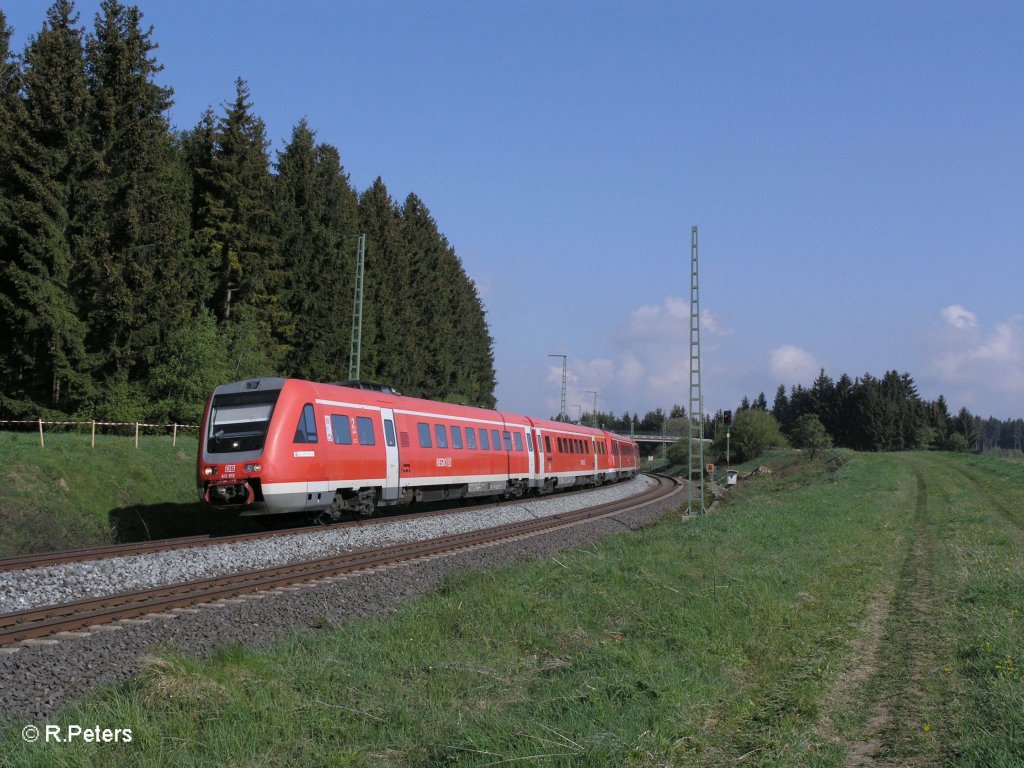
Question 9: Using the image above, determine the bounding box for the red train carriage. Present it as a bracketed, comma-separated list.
[198, 378, 638, 519]
[530, 417, 608, 491]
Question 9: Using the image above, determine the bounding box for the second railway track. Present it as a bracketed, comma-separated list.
[0, 477, 647, 574]
[0, 474, 682, 646]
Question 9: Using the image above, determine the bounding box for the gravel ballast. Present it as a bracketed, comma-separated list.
[0, 476, 656, 615]
[0, 477, 685, 722]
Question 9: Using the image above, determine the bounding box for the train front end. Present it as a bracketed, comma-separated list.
[197, 378, 287, 513]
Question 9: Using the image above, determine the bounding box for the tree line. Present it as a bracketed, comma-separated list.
[732, 369, 1019, 454]
[555, 404, 688, 435]
[0, 1, 496, 425]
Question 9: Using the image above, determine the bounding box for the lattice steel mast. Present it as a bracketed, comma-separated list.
[687, 225, 706, 515]
[349, 234, 367, 381]
[548, 354, 567, 420]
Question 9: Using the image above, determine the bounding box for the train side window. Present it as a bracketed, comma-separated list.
[527, 433, 534, 452]
[451, 426, 463, 449]
[491, 429, 501, 450]
[466, 428, 477, 450]
[331, 414, 352, 445]
[294, 404, 318, 443]
[384, 419, 396, 447]
[357, 416, 375, 446]
[557, 437, 563, 452]
[500, 430, 511, 451]
[418, 422, 432, 448]
[479, 428, 490, 450]
[434, 424, 448, 449]
[513, 432, 523, 451]
[545, 435, 552, 453]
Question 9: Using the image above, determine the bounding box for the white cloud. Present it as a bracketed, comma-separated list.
[621, 296, 689, 341]
[701, 309, 726, 336]
[538, 298, 745, 420]
[618, 352, 646, 389]
[941, 304, 979, 329]
[769, 345, 821, 385]
[929, 309, 1024, 413]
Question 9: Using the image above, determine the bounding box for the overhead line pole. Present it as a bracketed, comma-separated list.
[548, 354, 567, 420]
[344, 233, 367, 381]
[687, 225, 706, 515]
[349, 233, 366, 381]
[584, 390, 597, 428]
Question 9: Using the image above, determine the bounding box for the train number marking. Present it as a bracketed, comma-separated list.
[436, 456, 452, 468]
[294, 451, 315, 458]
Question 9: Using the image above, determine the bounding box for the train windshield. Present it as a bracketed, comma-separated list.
[206, 389, 282, 454]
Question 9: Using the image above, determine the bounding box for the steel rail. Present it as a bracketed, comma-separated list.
[0, 474, 680, 645]
[0, 477, 640, 573]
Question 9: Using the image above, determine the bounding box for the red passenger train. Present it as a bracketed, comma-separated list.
[197, 378, 639, 520]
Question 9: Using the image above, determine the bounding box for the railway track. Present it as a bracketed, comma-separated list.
[0, 474, 681, 646]
[0, 479, 633, 573]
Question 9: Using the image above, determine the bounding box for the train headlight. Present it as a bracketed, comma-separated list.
[203, 466, 217, 477]
[244, 463, 262, 473]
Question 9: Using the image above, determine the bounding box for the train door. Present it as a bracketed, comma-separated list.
[380, 407, 400, 501]
[533, 427, 544, 481]
[526, 426, 537, 486]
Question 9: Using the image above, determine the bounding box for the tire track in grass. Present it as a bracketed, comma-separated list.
[943, 458, 1024, 537]
[841, 459, 943, 767]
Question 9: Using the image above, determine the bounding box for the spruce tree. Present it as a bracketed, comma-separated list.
[0, 0, 94, 414]
[196, 78, 280, 374]
[771, 385, 789, 426]
[273, 119, 359, 381]
[79, 0, 194, 415]
[179, 107, 219, 305]
[359, 177, 414, 389]
[397, 193, 495, 405]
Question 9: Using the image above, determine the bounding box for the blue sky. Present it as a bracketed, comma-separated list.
[7, 1, 1023, 419]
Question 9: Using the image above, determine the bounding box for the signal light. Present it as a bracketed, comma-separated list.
[723, 410, 732, 426]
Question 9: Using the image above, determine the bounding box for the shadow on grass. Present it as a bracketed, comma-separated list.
[108, 502, 272, 542]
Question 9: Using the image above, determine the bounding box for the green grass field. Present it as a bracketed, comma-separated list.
[2, 449, 1023, 766]
[0, 430, 259, 556]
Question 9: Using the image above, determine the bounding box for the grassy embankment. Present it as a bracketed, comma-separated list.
[2, 449, 1023, 766]
[0, 431, 247, 556]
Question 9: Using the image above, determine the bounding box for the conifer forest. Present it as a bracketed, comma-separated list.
[0, 1, 497, 425]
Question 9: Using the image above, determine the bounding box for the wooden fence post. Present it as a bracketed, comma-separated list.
[135, 422, 139, 449]
[91, 420, 96, 448]
[38, 418, 44, 448]
[172, 423, 178, 447]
